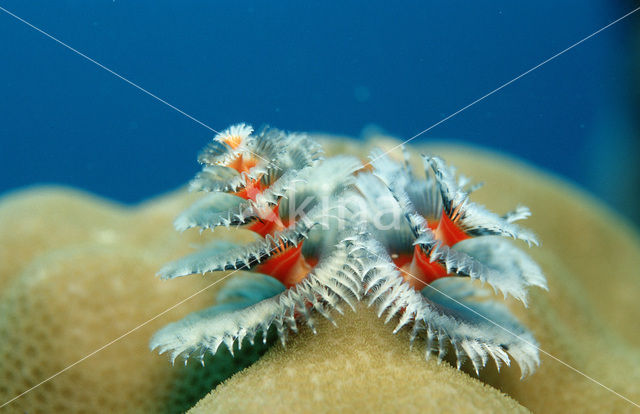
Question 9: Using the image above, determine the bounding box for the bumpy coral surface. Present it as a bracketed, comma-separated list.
[151, 124, 547, 378]
[1, 134, 639, 413]
[0, 188, 264, 413]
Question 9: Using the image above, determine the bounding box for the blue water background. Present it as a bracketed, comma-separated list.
[1, 1, 638, 222]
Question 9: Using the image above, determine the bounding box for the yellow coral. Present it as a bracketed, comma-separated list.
[0, 188, 259, 413]
[0, 137, 639, 413]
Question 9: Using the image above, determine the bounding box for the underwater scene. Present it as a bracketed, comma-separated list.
[1, 1, 639, 413]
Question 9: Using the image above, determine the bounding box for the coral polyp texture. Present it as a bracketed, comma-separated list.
[150, 123, 547, 378]
[3, 135, 640, 413]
